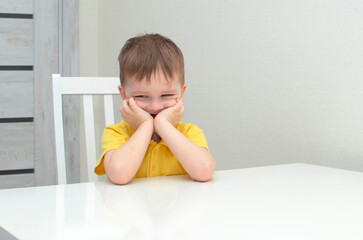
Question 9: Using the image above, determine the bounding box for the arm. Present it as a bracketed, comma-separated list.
[104, 98, 153, 185]
[154, 100, 215, 182]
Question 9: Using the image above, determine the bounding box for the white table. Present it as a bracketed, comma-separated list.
[1, 163, 363, 240]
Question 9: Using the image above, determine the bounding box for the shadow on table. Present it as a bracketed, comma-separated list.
[95, 174, 215, 239]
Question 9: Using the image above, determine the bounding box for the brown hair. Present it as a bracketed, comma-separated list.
[118, 34, 184, 86]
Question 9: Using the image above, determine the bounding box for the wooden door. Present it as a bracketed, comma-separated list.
[0, 0, 78, 188]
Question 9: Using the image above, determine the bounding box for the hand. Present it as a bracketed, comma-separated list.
[154, 99, 184, 127]
[120, 97, 153, 131]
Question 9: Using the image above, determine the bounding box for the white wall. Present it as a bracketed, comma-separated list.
[80, 0, 363, 173]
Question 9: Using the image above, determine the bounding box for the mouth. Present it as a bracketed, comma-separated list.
[151, 114, 157, 118]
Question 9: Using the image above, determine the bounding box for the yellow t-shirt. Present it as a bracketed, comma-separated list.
[94, 120, 209, 178]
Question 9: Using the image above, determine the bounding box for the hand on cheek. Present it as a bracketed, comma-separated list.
[119, 97, 153, 131]
[155, 99, 184, 127]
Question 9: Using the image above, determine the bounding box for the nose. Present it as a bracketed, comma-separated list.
[147, 99, 164, 113]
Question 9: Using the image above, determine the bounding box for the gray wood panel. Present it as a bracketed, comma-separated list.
[34, 0, 79, 186]
[0, 123, 34, 171]
[0, 174, 35, 189]
[62, 0, 80, 184]
[113, 94, 122, 123]
[63, 96, 80, 183]
[0, 18, 33, 65]
[0, 0, 33, 14]
[0, 71, 33, 118]
[34, 0, 59, 186]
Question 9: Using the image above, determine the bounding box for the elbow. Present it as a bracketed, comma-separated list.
[193, 174, 212, 182]
[110, 174, 132, 185]
[106, 162, 133, 185]
[193, 159, 215, 182]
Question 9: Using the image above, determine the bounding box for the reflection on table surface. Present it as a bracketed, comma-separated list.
[1, 163, 363, 240]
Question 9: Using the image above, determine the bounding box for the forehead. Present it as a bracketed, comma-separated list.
[125, 70, 181, 92]
[129, 79, 179, 93]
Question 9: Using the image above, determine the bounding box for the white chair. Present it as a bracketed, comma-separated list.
[52, 74, 120, 184]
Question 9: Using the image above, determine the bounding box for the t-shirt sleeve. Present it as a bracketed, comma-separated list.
[94, 125, 129, 175]
[184, 124, 209, 151]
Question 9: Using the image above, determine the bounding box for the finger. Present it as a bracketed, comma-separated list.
[120, 100, 127, 113]
[172, 99, 182, 111]
[174, 98, 181, 106]
[119, 103, 128, 118]
[179, 104, 184, 114]
[122, 99, 132, 114]
[128, 97, 140, 112]
[121, 99, 128, 109]
[175, 102, 185, 118]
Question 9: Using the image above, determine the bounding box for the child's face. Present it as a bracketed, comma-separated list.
[118, 69, 186, 117]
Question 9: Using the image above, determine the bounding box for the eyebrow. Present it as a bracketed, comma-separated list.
[161, 90, 177, 94]
[132, 91, 150, 95]
[132, 90, 178, 95]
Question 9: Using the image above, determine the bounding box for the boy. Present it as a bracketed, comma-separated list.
[94, 34, 215, 184]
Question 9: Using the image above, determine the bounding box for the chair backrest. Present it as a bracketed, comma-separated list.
[52, 74, 120, 184]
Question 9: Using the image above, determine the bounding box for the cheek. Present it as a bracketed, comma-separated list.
[134, 99, 148, 109]
[163, 98, 178, 108]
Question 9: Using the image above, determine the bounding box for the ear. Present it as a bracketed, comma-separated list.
[180, 84, 187, 99]
[118, 85, 127, 100]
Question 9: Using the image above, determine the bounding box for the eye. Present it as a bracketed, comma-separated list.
[161, 94, 175, 98]
[134, 95, 148, 99]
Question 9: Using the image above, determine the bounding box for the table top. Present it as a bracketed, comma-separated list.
[1, 163, 363, 240]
